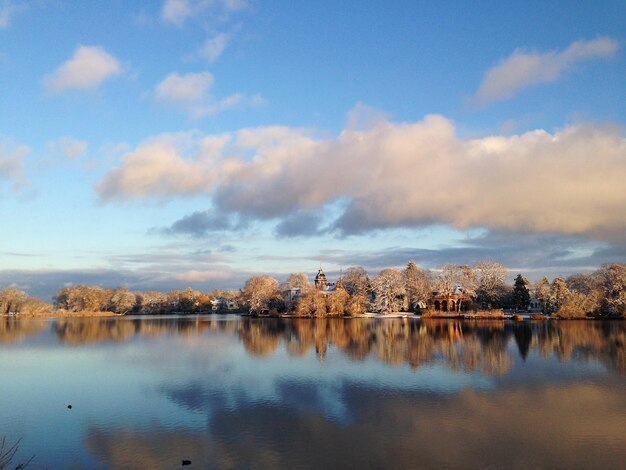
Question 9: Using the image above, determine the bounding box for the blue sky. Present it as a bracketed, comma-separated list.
[1, 0, 625, 299]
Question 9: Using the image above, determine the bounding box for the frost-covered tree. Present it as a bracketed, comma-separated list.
[434, 264, 458, 297]
[534, 276, 551, 313]
[283, 272, 310, 290]
[372, 268, 405, 313]
[404, 261, 431, 311]
[135, 291, 168, 314]
[341, 267, 370, 298]
[555, 292, 595, 318]
[54, 285, 109, 312]
[294, 289, 326, 317]
[434, 264, 477, 311]
[550, 277, 570, 313]
[108, 288, 137, 314]
[598, 263, 626, 317]
[475, 260, 508, 309]
[0, 289, 28, 315]
[242, 276, 281, 315]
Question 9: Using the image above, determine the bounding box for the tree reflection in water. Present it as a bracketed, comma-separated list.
[36, 316, 625, 374]
[2, 315, 625, 469]
[235, 318, 625, 375]
[0, 317, 47, 344]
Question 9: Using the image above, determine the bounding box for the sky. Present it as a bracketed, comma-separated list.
[0, 0, 625, 300]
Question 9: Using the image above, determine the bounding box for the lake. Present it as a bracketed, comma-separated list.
[1, 315, 625, 469]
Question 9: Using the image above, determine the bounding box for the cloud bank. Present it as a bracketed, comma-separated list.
[97, 112, 626, 242]
[474, 37, 620, 105]
[44, 45, 121, 93]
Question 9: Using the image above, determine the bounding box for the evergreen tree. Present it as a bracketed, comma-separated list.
[511, 274, 530, 310]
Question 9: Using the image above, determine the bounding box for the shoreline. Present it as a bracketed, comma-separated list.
[2, 311, 622, 320]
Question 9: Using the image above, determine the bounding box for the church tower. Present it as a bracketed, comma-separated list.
[315, 267, 328, 290]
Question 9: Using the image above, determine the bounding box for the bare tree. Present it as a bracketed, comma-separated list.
[0, 437, 34, 470]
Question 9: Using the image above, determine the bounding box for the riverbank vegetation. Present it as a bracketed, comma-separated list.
[0, 262, 624, 319]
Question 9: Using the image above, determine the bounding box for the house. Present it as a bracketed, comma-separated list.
[428, 286, 471, 312]
[211, 298, 239, 311]
[528, 297, 543, 313]
[284, 287, 302, 302]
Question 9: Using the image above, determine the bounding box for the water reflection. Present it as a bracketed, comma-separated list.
[1, 316, 625, 469]
[85, 382, 626, 470]
[0, 316, 47, 343]
[2, 316, 623, 374]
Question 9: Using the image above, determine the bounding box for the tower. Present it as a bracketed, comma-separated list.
[315, 267, 328, 290]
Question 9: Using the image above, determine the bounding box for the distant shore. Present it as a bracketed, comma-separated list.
[2, 310, 620, 320]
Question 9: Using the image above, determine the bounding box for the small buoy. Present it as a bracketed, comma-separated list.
[182, 460, 191, 466]
[67, 405, 72, 409]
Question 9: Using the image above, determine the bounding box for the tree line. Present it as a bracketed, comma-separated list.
[240, 261, 625, 318]
[0, 261, 624, 318]
[0, 286, 240, 316]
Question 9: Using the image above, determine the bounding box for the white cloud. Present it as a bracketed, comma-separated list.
[474, 37, 620, 105]
[96, 108, 626, 242]
[198, 33, 230, 62]
[161, 0, 191, 26]
[161, 0, 247, 26]
[0, 140, 29, 188]
[154, 71, 259, 118]
[155, 71, 214, 103]
[96, 132, 217, 200]
[43, 45, 122, 94]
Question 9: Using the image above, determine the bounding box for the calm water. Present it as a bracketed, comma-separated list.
[0, 315, 625, 469]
